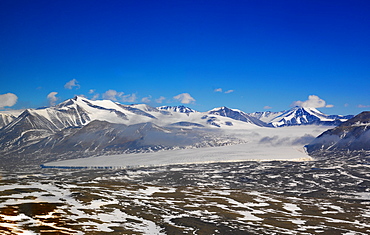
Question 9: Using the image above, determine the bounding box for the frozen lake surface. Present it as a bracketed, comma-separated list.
[44, 144, 311, 168]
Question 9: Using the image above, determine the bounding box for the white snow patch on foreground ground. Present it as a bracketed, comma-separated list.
[44, 125, 329, 168]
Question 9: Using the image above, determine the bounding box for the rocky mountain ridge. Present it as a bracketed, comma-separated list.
[306, 111, 370, 156]
[0, 96, 357, 167]
[1, 96, 354, 130]
[0, 97, 245, 166]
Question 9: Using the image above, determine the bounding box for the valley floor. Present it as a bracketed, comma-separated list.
[1, 153, 370, 234]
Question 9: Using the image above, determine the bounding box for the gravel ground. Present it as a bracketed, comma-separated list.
[1, 152, 370, 234]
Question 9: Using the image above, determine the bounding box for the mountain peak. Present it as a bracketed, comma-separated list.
[56, 96, 89, 108]
[73, 95, 89, 102]
[269, 106, 353, 127]
[210, 106, 241, 112]
[208, 106, 269, 127]
[157, 105, 197, 113]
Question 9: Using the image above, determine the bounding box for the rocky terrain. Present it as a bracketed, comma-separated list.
[1, 153, 370, 234]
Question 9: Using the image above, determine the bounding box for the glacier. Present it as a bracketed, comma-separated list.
[44, 125, 329, 168]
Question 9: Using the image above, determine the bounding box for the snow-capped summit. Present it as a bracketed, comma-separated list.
[269, 106, 353, 127]
[157, 105, 197, 114]
[208, 106, 269, 127]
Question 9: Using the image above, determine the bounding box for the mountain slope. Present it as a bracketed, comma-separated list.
[248, 111, 284, 124]
[0, 108, 79, 154]
[306, 111, 370, 155]
[0, 113, 16, 129]
[0, 119, 243, 167]
[0, 96, 153, 157]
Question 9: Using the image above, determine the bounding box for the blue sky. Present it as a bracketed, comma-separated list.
[1, 0, 369, 115]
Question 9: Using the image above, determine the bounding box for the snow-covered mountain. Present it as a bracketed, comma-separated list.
[0, 96, 137, 152]
[0, 96, 357, 167]
[208, 106, 269, 127]
[260, 106, 353, 127]
[157, 105, 197, 114]
[306, 111, 370, 155]
[0, 97, 251, 166]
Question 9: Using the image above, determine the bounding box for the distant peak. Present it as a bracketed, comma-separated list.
[210, 106, 228, 111]
[157, 105, 196, 113]
[291, 105, 318, 110]
[72, 95, 89, 101]
[210, 106, 242, 113]
[55, 96, 90, 108]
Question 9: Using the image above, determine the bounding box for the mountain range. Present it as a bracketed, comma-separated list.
[0, 96, 358, 167]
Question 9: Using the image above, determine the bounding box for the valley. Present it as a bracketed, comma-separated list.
[0, 97, 369, 234]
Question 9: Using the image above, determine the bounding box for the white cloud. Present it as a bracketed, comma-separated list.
[214, 88, 234, 94]
[141, 96, 151, 103]
[224, 89, 234, 94]
[88, 89, 99, 100]
[214, 88, 223, 92]
[0, 93, 18, 109]
[64, 79, 80, 90]
[47, 92, 58, 106]
[102, 89, 124, 101]
[102, 90, 137, 103]
[121, 94, 137, 103]
[358, 104, 370, 108]
[264, 106, 272, 109]
[155, 96, 166, 103]
[91, 94, 99, 100]
[291, 95, 333, 108]
[174, 93, 196, 104]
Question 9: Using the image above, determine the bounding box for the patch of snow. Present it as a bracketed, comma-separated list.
[283, 203, 301, 214]
[139, 186, 163, 196]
